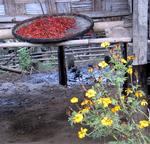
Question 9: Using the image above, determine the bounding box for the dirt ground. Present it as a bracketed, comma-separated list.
[0, 72, 104, 144]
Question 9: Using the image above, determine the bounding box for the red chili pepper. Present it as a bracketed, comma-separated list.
[16, 16, 76, 39]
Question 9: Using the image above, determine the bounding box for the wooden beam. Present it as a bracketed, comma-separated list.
[0, 29, 14, 39]
[133, 0, 148, 65]
[81, 10, 131, 18]
[15, 0, 46, 3]
[0, 37, 132, 48]
[0, 10, 131, 23]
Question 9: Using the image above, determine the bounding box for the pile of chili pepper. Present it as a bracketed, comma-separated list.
[16, 16, 76, 39]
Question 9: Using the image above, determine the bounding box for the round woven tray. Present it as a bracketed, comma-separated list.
[12, 13, 94, 44]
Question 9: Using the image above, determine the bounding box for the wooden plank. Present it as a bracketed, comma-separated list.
[93, 0, 102, 11]
[0, 37, 132, 48]
[56, 0, 79, 2]
[81, 10, 131, 18]
[25, 3, 47, 15]
[105, 0, 112, 11]
[0, 10, 130, 23]
[56, 2, 71, 13]
[128, 0, 132, 13]
[133, 0, 148, 65]
[0, 0, 3, 4]
[0, 4, 5, 15]
[111, 0, 129, 12]
[15, 3, 26, 15]
[102, 0, 106, 11]
[46, 0, 57, 14]
[4, 0, 16, 15]
[15, 0, 46, 4]
[70, 0, 92, 12]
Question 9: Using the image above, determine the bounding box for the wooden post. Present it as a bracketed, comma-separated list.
[132, 0, 148, 119]
[122, 43, 128, 95]
[58, 46, 67, 86]
[133, 0, 148, 87]
[132, 0, 148, 88]
[133, 0, 148, 65]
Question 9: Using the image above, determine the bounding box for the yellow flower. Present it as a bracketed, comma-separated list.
[97, 97, 112, 107]
[127, 55, 136, 61]
[120, 95, 125, 100]
[98, 61, 108, 69]
[113, 54, 120, 60]
[73, 113, 84, 124]
[85, 89, 97, 98]
[101, 117, 113, 127]
[88, 67, 94, 73]
[101, 42, 110, 48]
[121, 58, 127, 64]
[127, 66, 133, 75]
[135, 90, 143, 98]
[78, 127, 88, 139]
[111, 105, 121, 113]
[125, 88, 133, 95]
[138, 120, 149, 129]
[70, 97, 78, 104]
[140, 99, 148, 106]
[81, 99, 93, 106]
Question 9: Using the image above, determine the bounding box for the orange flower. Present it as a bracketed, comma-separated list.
[135, 90, 143, 98]
[111, 105, 121, 113]
[88, 67, 94, 73]
[127, 55, 136, 61]
[81, 99, 93, 106]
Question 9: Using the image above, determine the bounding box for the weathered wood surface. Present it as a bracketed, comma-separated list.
[133, 0, 148, 65]
[0, 11, 130, 23]
[128, 0, 132, 13]
[0, 37, 132, 48]
[0, 0, 130, 16]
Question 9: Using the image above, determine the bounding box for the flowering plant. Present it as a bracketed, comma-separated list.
[68, 42, 150, 143]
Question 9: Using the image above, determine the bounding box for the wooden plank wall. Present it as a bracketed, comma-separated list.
[0, 0, 130, 16]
